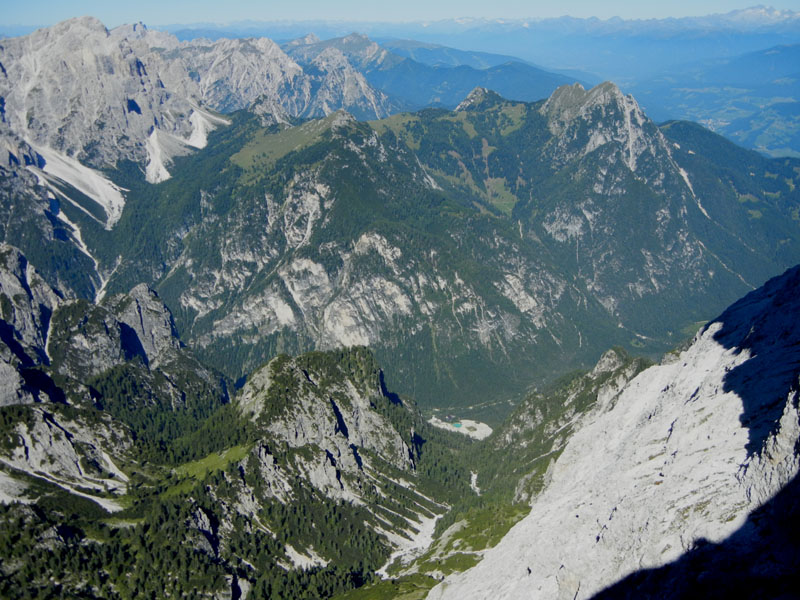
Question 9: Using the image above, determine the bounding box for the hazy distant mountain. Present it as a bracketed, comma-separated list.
[160, 7, 800, 155]
[633, 43, 800, 157]
[164, 7, 800, 79]
[284, 33, 582, 110]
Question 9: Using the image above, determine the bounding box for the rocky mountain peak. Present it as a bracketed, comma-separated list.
[285, 33, 321, 48]
[455, 86, 504, 111]
[46, 15, 109, 38]
[541, 81, 638, 131]
[589, 347, 628, 378]
[110, 21, 149, 39]
[341, 32, 371, 45]
[540, 80, 669, 173]
[328, 109, 358, 131]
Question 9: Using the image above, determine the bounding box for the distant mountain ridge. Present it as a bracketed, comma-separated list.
[633, 42, 800, 158]
[155, 7, 800, 156]
[283, 32, 582, 111]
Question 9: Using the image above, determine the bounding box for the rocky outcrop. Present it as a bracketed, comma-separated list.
[0, 244, 62, 365]
[0, 245, 225, 411]
[0, 405, 132, 511]
[106, 283, 181, 366]
[239, 350, 414, 503]
[0, 244, 64, 406]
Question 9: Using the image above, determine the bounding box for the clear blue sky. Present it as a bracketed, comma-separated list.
[4, 0, 800, 27]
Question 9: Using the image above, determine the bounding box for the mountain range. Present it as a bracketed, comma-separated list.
[0, 14, 799, 600]
[2, 18, 800, 415]
[157, 7, 800, 158]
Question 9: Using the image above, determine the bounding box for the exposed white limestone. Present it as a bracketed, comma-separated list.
[0, 407, 131, 511]
[284, 544, 330, 570]
[0, 471, 30, 505]
[428, 267, 800, 600]
[144, 130, 172, 184]
[32, 145, 127, 227]
[376, 510, 442, 578]
[0, 244, 62, 371]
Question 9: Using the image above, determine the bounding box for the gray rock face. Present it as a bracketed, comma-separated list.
[0, 243, 62, 369]
[0, 18, 200, 175]
[285, 32, 396, 72]
[540, 82, 679, 181]
[106, 283, 181, 367]
[282, 35, 399, 119]
[0, 405, 131, 510]
[0, 244, 229, 512]
[0, 17, 399, 193]
[0, 245, 224, 412]
[233, 348, 426, 510]
[164, 37, 308, 114]
[46, 284, 225, 410]
[240, 353, 413, 488]
[428, 265, 800, 600]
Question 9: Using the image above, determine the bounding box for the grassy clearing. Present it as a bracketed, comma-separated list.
[441, 113, 478, 139]
[332, 574, 438, 600]
[370, 114, 423, 149]
[162, 445, 250, 498]
[485, 178, 517, 215]
[231, 114, 343, 178]
[103, 516, 145, 528]
[498, 104, 526, 136]
[418, 552, 481, 576]
[176, 445, 250, 479]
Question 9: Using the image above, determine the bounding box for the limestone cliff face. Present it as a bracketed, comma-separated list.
[0, 18, 204, 182]
[0, 244, 62, 366]
[237, 350, 414, 504]
[0, 18, 397, 190]
[428, 265, 800, 600]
